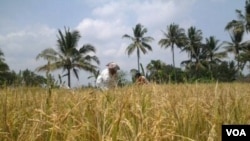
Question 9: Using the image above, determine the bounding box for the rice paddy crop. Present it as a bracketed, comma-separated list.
[1, 83, 250, 141]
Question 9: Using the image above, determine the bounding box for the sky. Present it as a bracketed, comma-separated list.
[0, 0, 247, 87]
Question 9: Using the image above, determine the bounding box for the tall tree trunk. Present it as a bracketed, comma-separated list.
[67, 68, 71, 88]
[235, 45, 241, 77]
[209, 55, 213, 79]
[137, 48, 140, 73]
[171, 44, 177, 82]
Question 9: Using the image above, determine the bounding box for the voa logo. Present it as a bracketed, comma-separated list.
[226, 129, 246, 136]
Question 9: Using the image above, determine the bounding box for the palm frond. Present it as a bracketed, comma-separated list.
[141, 28, 148, 36]
[73, 68, 79, 80]
[142, 36, 154, 42]
[158, 38, 171, 48]
[79, 44, 96, 54]
[236, 9, 245, 20]
[91, 56, 100, 65]
[141, 42, 153, 53]
[57, 29, 67, 54]
[126, 43, 136, 56]
[36, 48, 59, 61]
[122, 34, 135, 41]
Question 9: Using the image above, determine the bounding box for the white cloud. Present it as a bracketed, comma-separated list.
[134, 1, 177, 26]
[92, 1, 122, 18]
[76, 18, 128, 41]
[90, 0, 195, 29]
[74, 0, 196, 78]
[0, 25, 56, 71]
[132, 0, 195, 29]
[76, 17, 130, 68]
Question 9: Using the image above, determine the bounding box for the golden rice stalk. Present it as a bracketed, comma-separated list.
[207, 124, 216, 141]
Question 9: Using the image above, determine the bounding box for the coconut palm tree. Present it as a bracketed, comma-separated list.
[238, 44, 250, 70]
[223, 28, 244, 73]
[226, 0, 250, 34]
[242, 0, 250, 32]
[158, 23, 186, 82]
[225, 0, 250, 38]
[122, 23, 154, 73]
[225, 0, 250, 74]
[244, 0, 250, 32]
[36, 27, 100, 88]
[205, 36, 227, 66]
[203, 36, 227, 78]
[181, 26, 203, 70]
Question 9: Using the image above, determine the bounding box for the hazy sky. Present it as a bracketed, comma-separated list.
[0, 0, 246, 86]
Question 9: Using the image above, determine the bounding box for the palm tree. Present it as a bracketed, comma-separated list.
[225, 0, 250, 37]
[223, 28, 244, 73]
[225, 20, 245, 36]
[181, 26, 213, 80]
[181, 26, 203, 70]
[239, 40, 250, 68]
[203, 36, 227, 78]
[226, 0, 250, 33]
[245, 0, 250, 32]
[122, 23, 154, 73]
[36, 27, 100, 88]
[225, 0, 250, 74]
[158, 23, 186, 82]
[205, 36, 227, 65]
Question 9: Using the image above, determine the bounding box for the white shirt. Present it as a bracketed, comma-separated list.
[96, 68, 118, 90]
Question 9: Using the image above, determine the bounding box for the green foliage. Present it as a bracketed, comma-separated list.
[146, 60, 185, 83]
[117, 70, 131, 87]
[0, 69, 52, 87]
[183, 61, 238, 83]
[0, 71, 15, 86]
[0, 48, 11, 86]
[22, 69, 47, 86]
[36, 27, 100, 88]
[212, 61, 238, 82]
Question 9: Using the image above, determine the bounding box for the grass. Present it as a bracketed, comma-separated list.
[1, 83, 250, 141]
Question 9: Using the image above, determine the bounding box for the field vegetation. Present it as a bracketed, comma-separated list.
[1, 83, 250, 141]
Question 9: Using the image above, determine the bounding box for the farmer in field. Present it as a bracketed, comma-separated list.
[135, 72, 149, 85]
[96, 62, 120, 90]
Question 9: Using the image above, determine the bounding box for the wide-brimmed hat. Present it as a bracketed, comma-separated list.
[106, 62, 120, 70]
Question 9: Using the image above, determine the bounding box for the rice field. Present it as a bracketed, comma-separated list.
[1, 82, 250, 141]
